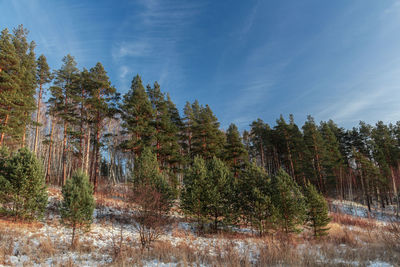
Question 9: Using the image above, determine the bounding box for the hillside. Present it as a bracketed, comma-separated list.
[0, 186, 399, 267]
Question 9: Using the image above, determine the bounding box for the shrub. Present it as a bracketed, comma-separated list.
[0, 147, 47, 220]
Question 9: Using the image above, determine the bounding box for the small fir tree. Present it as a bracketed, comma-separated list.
[60, 170, 95, 247]
[236, 161, 276, 236]
[0, 148, 47, 220]
[182, 156, 233, 232]
[271, 169, 307, 234]
[181, 156, 208, 230]
[304, 182, 331, 237]
[133, 147, 176, 206]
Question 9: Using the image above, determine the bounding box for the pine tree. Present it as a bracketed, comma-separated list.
[191, 104, 224, 159]
[182, 101, 195, 158]
[271, 168, 306, 234]
[304, 182, 331, 237]
[0, 28, 21, 146]
[302, 115, 327, 193]
[182, 156, 234, 232]
[203, 157, 234, 231]
[0, 148, 47, 220]
[48, 54, 80, 185]
[320, 122, 345, 196]
[146, 83, 181, 171]
[236, 161, 276, 236]
[60, 170, 95, 247]
[371, 121, 400, 214]
[181, 156, 208, 229]
[86, 62, 118, 192]
[133, 147, 175, 205]
[120, 75, 154, 157]
[12, 25, 37, 147]
[224, 123, 248, 177]
[353, 150, 381, 212]
[34, 54, 52, 154]
[248, 119, 269, 170]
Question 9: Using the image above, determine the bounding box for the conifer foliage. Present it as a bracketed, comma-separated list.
[304, 182, 331, 237]
[271, 169, 307, 234]
[0, 147, 47, 220]
[60, 170, 95, 247]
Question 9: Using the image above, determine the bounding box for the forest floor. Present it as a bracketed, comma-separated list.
[0, 186, 400, 267]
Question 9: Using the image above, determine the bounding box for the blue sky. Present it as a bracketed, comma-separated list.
[2, 0, 400, 130]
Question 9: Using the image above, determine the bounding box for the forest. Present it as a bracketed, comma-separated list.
[1, 25, 400, 265]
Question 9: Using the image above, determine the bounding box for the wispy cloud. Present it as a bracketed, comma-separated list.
[111, 0, 203, 99]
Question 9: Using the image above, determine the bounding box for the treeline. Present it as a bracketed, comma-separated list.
[1, 25, 400, 216]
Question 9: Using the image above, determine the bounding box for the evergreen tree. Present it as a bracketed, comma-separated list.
[182, 156, 234, 232]
[302, 115, 327, 193]
[12, 25, 37, 146]
[236, 161, 276, 236]
[371, 121, 400, 214]
[146, 83, 181, 171]
[133, 147, 175, 205]
[0, 148, 47, 220]
[224, 123, 248, 177]
[320, 122, 345, 196]
[34, 54, 52, 154]
[86, 62, 118, 191]
[181, 156, 208, 229]
[191, 104, 225, 159]
[304, 182, 331, 237]
[203, 157, 234, 231]
[0, 28, 21, 146]
[353, 150, 381, 212]
[120, 75, 154, 157]
[271, 169, 306, 234]
[248, 119, 270, 170]
[48, 54, 80, 185]
[60, 170, 95, 247]
[182, 101, 196, 158]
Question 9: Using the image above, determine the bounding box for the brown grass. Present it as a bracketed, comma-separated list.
[330, 212, 377, 229]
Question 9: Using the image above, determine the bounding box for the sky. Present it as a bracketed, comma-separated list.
[2, 0, 400, 130]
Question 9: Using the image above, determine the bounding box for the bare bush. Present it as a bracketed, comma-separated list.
[130, 184, 172, 251]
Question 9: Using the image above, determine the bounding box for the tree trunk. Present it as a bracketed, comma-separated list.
[0, 113, 9, 145]
[34, 83, 43, 154]
[390, 167, 399, 216]
[45, 119, 55, 183]
[62, 121, 68, 186]
[93, 124, 100, 193]
[85, 127, 91, 175]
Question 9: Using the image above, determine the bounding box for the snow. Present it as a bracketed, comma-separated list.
[330, 200, 400, 222]
[0, 193, 398, 266]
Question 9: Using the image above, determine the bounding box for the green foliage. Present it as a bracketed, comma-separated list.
[236, 161, 276, 236]
[224, 123, 248, 176]
[60, 170, 95, 246]
[181, 156, 208, 228]
[0, 148, 47, 220]
[304, 182, 331, 237]
[191, 104, 225, 159]
[182, 156, 234, 232]
[120, 75, 154, 156]
[133, 147, 176, 207]
[271, 169, 307, 234]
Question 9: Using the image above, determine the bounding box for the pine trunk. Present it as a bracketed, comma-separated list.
[34, 83, 43, 154]
[0, 113, 9, 145]
[62, 121, 68, 186]
[45, 119, 55, 183]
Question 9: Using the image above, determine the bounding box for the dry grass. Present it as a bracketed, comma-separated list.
[2, 189, 400, 266]
[330, 212, 377, 229]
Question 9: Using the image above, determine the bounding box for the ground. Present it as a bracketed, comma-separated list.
[0, 186, 399, 267]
